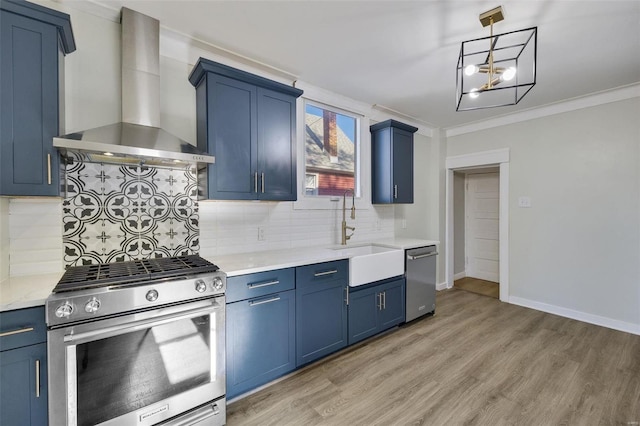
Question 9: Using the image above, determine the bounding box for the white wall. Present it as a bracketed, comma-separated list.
[446, 97, 640, 329]
[394, 132, 432, 238]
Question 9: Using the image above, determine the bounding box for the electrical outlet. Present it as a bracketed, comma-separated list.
[258, 227, 265, 241]
[402, 219, 407, 229]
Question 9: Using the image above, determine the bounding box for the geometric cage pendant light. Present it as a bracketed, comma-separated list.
[456, 6, 537, 111]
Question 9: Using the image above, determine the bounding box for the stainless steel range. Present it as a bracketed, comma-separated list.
[46, 255, 226, 426]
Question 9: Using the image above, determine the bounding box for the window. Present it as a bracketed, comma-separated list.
[304, 101, 359, 197]
[305, 173, 318, 196]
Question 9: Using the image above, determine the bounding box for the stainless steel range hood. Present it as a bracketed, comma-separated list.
[54, 8, 214, 167]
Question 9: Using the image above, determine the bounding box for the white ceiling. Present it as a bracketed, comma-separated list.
[89, 0, 640, 129]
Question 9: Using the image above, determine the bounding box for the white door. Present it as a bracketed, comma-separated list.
[465, 172, 499, 282]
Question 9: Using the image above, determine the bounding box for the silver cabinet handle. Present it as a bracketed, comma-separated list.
[254, 172, 258, 193]
[377, 293, 382, 310]
[47, 154, 52, 185]
[394, 184, 398, 199]
[383, 291, 386, 310]
[247, 280, 280, 289]
[249, 296, 280, 306]
[314, 269, 338, 277]
[261, 172, 265, 193]
[345, 286, 349, 306]
[407, 252, 439, 260]
[35, 359, 41, 398]
[0, 326, 34, 338]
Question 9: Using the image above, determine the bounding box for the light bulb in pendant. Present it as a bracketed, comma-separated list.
[501, 67, 516, 81]
[469, 88, 480, 99]
[464, 65, 479, 76]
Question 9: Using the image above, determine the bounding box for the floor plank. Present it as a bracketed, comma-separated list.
[227, 289, 640, 425]
[454, 276, 499, 299]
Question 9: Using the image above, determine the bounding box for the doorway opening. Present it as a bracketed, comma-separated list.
[445, 149, 510, 303]
[453, 170, 500, 299]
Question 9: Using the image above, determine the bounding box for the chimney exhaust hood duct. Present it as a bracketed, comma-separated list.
[54, 8, 215, 167]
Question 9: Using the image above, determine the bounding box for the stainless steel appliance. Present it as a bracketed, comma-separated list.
[405, 246, 437, 322]
[46, 255, 226, 426]
[53, 8, 215, 168]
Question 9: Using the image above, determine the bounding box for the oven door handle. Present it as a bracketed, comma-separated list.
[63, 301, 222, 343]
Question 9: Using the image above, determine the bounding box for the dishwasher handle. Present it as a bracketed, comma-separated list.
[407, 251, 438, 261]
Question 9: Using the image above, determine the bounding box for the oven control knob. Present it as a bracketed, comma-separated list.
[85, 298, 101, 314]
[55, 302, 74, 318]
[212, 277, 224, 291]
[146, 289, 159, 302]
[195, 280, 207, 293]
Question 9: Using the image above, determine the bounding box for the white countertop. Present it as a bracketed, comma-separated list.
[0, 272, 62, 312]
[0, 238, 438, 312]
[211, 237, 438, 276]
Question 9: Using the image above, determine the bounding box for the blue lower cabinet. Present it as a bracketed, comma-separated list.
[0, 306, 48, 426]
[226, 289, 296, 399]
[378, 279, 406, 330]
[348, 277, 406, 345]
[0, 343, 48, 426]
[296, 261, 348, 366]
[347, 284, 380, 345]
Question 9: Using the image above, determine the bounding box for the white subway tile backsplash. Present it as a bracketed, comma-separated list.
[9, 199, 64, 276]
[8, 194, 394, 276]
[10, 260, 63, 277]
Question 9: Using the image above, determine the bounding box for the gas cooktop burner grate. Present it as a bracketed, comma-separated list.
[54, 255, 219, 293]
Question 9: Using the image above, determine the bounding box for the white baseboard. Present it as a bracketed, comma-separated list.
[436, 281, 449, 291]
[453, 271, 466, 281]
[509, 296, 640, 336]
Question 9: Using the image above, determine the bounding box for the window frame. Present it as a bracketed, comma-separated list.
[295, 98, 370, 210]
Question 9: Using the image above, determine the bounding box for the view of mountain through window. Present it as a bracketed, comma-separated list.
[304, 103, 358, 197]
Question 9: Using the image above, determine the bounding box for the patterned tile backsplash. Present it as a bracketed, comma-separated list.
[62, 156, 199, 267]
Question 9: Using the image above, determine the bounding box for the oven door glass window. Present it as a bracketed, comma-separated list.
[75, 314, 212, 426]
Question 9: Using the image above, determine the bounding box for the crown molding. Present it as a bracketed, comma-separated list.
[445, 83, 640, 138]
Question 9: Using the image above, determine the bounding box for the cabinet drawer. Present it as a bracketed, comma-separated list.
[0, 307, 46, 352]
[226, 268, 295, 303]
[296, 260, 348, 289]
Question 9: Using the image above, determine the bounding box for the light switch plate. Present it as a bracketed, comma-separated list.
[518, 196, 532, 208]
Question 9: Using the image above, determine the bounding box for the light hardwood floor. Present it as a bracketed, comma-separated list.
[227, 289, 640, 425]
[454, 276, 500, 299]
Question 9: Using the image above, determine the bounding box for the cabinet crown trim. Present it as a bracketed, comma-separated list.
[370, 119, 418, 134]
[0, 0, 76, 54]
[189, 57, 303, 98]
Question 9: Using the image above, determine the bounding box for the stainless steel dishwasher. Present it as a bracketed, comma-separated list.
[405, 245, 437, 322]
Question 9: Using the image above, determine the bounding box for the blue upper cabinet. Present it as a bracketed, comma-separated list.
[189, 58, 303, 201]
[0, 0, 75, 196]
[370, 119, 418, 204]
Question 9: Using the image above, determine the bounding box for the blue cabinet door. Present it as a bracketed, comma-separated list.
[378, 278, 406, 331]
[257, 88, 297, 201]
[391, 129, 414, 204]
[0, 10, 59, 196]
[347, 284, 380, 345]
[348, 277, 406, 345]
[200, 73, 258, 200]
[0, 342, 48, 426]
[370, 120, 417, 204]
[296, 261, 348, 366]
[226, 289, 296, 398]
